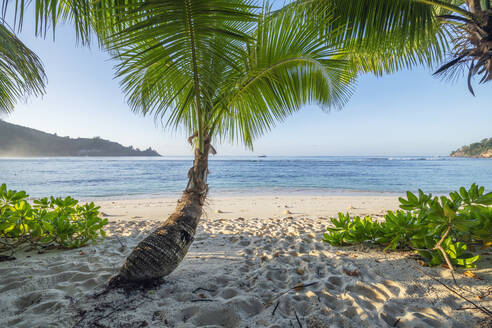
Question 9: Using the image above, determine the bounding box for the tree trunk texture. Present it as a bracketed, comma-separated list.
[468, 1, 492, 81]
[467, 0, 483, 14]
[109, 137, 210, 287]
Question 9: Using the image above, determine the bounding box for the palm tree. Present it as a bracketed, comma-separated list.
[92, 2, 360, 286]
[3, 0, 357, 285]
[0, 23, 46, 113]
[89, 0, 450, 286]
[3, 0, 474, 286]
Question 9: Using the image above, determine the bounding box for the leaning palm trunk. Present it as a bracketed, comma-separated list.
[109, 137, 210, 286]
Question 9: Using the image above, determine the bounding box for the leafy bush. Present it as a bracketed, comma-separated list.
[0, 184, 108, 253]
[323, 184, 492, 269]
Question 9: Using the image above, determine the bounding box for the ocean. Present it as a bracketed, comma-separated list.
[0, 156, 490, 199]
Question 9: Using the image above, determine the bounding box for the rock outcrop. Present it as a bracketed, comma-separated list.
[450, 138, 492, 158]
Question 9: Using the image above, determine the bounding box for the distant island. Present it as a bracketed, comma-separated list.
[450, 138, 492, 158]
[0, 120, 160, 157]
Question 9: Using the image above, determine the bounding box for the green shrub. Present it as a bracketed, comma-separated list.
[0, 183, 108, 253]
[323, 184, 492, 269]
[324, 213, 381, 246]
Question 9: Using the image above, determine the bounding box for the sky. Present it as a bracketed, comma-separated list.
[3, 7, 492, 157]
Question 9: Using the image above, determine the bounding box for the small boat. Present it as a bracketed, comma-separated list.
[258, 154, 267, 158]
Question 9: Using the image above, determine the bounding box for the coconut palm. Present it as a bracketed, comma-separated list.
[3, 0, 355, 285]
[89, 0, 454, 286]
[93, 2, 361, 286]
[2, 0, 463, 286]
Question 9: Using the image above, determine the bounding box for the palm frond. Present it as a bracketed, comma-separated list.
[291, 0, 440, 49]
[1, 0, 93, 44]
[93, 0, 257, 142]
[211, 6, 355, 147]
[0, 23, 46, 113]
[288, 0, 456, 76]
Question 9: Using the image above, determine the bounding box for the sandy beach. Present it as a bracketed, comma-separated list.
[1, 195, 491, 327]
[96, 194, 402, 222]
[2, 0, 491, 327]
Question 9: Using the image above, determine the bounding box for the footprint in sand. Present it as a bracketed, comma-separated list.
[318, 290, 339, 311]
[14, 291, 43, 310]
[345, 282, 386, 303]
[180, 305, 201, 322]
[191, 306, 241, 327]
[325, 275, 344, 291]
[226, 296, 263, 317]
[219, 287, 239, 299]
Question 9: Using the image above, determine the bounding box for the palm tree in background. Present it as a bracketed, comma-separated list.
[432, 0, 492, 94]
[0, 23, 45, 113]
[0, 0, 95, 113]
[3, 0, 487, 285]
[307, 0, 492, 95]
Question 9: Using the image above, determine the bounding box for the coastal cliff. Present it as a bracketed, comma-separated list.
[450, 138, 492, 158]
[0, 120, 161, 157]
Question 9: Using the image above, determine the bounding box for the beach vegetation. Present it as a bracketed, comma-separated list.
[2, 0, 491, 285]
[323, 184, 492, 269]
[82, 0, 452, 286]
[0, 184, 107, 254]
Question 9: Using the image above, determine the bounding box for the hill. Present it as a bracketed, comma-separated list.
[450, 138, 492, 158]
[0, 120, 161, 157]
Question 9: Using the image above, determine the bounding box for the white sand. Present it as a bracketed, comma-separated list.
[96, 195, 401, 222]
[1, 195, 491, 327]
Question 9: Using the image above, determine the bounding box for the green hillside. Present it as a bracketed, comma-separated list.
[0, 120, 160, 157]
[450, 138, 492, 158]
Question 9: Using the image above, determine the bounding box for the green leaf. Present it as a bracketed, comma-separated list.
[323, 184, 491, 269]
[459, 187, 469, 200]
[456, 254, 481, 268]
[42, 222, 53, 232]
[443, 204, 456, 220]
[476, 192, 492, 205]
[0, 184, 107, 253]
[4, 223, 16, 233]
[407, 191, 419, 204]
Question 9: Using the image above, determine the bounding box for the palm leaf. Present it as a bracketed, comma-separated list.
[211, 6, 355, 147]
[1, 0, 93, 44]
[288, 0, 465, 75]
[0, 23, 46, 113]
[0, 0, 94, 113]
[92, 0, 257, 145]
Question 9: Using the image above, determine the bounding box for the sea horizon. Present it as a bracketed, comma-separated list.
[1, 155, 490, 200]
[0, 154, 453, 159]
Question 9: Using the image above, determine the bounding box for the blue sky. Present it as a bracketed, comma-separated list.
[3, 9, 492, 156]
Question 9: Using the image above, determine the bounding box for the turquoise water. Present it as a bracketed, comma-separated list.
[0, 156, 490, 199]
